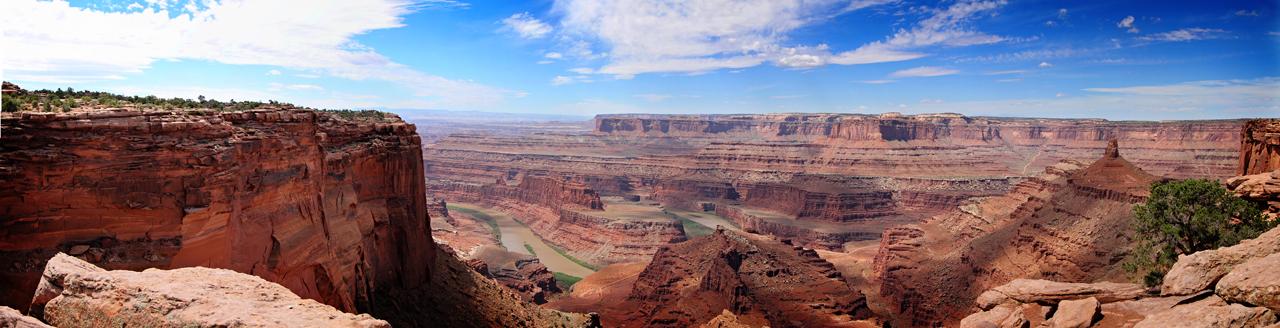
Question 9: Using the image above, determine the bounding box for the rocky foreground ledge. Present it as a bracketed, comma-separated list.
[962, 223, 1280, 328]
[10, 253, 388, 327]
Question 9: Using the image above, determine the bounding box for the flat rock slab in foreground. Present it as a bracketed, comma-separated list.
[32, 253, 389, 328]
[975, 279, 1146, 310]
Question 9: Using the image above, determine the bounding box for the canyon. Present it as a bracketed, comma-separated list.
[422, 113, 1241, 265]
[0, 87, 1269, 328]
[0, 104, 592, 327]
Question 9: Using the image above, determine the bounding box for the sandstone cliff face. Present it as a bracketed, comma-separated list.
[0, 109, 432, 314]
[870, 142, 1157, 327]
[622, 230, 872, 328]
[595, 113, 1239, 179]
[1239, 119, 1280, 175]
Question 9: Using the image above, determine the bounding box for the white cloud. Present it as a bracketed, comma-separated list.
[568, 67, 594, 74]
[1038, 61, 1053, 68]
[501, 12, 552, 39]
[1117, 15, 1138, 33]
[267, 69, 282, 76]
[544, 52, 563, 59]
[1235, 10, 1259, 17]
[860, 79, 896, 84]
[4, 0, 506, 108]
[1055, 92, 1065, 97]
[536, 60, 554, 65]
[919, 98, 943, 104]
[958, 47, 1090, 63]
[552, 0, 1000, 77]
[1057, 8, 1068, 19]
[890, 66, 959, 78]
[1139, 28, 1227, 42]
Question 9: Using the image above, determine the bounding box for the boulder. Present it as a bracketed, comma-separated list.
[1133, 298, 1276, 328]
[0, 306, 52, 328]
[975, 279, 1146, 310]
[32, 253, 390, 328]
[28, 253, 105, 317]
[1044, 297, 1099, 328]
[960, 304, 1028, 328]
[1216, 252, 1280, 311]
[1162, 226, 1280, 295]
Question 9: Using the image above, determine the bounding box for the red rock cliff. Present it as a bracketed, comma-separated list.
[1240, 119, 1280, 175]
[0, 109, 433, 315]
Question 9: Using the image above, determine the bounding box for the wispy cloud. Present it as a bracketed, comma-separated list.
[1038, 61, 1053, 68]
[1139, 28, 1227, 42]
[1235, 10, 1259, 17]
[4, 0, 507, 108]
[553, 0, 1004, 77]
[501, 12, 552, 39]
[860, 79, 896, 84]
[890, 66, 959, 78]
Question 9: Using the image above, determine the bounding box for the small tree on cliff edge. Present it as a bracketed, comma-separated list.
[1125, 179, 1275, 287]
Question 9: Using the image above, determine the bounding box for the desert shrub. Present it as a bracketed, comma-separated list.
[1125, 179, 1275, 286]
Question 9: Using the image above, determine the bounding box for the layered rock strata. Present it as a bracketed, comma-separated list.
[620, 229, 873, 328]
[1240, 119, 1280, 175]
[870, 141, 1158, 326]
[0, 108, 432, 314]
[425, 113, 1238, 261]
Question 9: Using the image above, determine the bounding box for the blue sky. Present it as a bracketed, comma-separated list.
[4, 0, 1278, 119]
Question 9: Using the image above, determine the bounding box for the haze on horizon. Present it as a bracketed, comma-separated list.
[3, 0, 1278, 120]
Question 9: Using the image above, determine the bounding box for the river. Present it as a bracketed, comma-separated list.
[448, 203, 597, 278]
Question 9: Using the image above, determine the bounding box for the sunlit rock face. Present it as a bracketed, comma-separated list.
[0, 109, 433, 315]
[869, 142, 1158, 327]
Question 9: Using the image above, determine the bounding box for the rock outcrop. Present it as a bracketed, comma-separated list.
[31, 253, 389, 327]
[871, 141, 1159, 326]
[0, 109, 432, 314]
[1239, 119, 1280, 175]
[1215, 252, 1280, 311]
[1226, 170, 1280, 218]
[962, 225, 1280, 328]
[0, 306, 50, 328]
[620, 229, 872, 328]
[974, 279, 1146, 310]
[1161, 226, 1280, 296]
